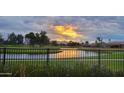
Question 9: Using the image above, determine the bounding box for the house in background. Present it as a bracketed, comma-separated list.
[107, 41, 124, 48]
[90, 41, 124, 48]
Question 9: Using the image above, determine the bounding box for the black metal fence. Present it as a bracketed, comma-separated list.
[0, 48, 124, 76]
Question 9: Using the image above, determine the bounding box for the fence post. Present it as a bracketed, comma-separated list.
[1, 48, 6, 72]
[123, 50, 124, 73]
[0, 48, 1, 63]
[98, 49, 101, 69]
[3, 48, 6, 66]
[46, 48, 50, 66]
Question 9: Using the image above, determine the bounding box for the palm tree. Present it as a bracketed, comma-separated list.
[96, 37, 103, 47]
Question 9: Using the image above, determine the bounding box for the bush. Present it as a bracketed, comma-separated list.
[0, 63, 124, 77]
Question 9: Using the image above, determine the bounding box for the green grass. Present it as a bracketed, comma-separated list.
[0, 45, 82, 54]
[0, 44, 83, 48]
[0, 58, 124, 76]
[6, 48, 61, 54]
[0, 47, 62, 54]
[84, 51, 124, 59]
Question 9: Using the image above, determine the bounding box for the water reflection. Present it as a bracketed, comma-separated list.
[0, 48, 98, 59]
[50, 48, 81, 58]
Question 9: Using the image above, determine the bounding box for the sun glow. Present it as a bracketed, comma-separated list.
[50, 24, 82, 42]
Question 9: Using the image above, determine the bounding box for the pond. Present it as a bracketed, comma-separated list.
[0, 48, 99, 59]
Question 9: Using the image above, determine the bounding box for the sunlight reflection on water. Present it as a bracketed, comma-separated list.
[0, 48, 98, 59]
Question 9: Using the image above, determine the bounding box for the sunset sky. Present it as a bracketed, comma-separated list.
[0, 16, 124, 42]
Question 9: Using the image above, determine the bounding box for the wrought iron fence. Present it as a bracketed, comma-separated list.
[0, 47, 124, 76]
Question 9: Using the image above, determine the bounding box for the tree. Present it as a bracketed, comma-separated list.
[35, 32, 40, 44]
[97, 37, 103, 42]
[25, 31, 50, 46]
[7, 32, 17, 44]
[39, 31, 49, 45]
[67, 41, 80, 46]
[96, 37, 103, 47]
[84, 41, 90, 47]
[25, 32, 36, 45]
[108, 38, 111, 43]
[51, 40, 58, 46]
[81, 42, 84, 46]
[0, 33, 4, 44]
[17, 34, 24, 44]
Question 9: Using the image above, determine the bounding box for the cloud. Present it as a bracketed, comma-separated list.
[0, 16, 124, 42]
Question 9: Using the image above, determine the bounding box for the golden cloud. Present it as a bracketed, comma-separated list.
[50, 24, 83, 42]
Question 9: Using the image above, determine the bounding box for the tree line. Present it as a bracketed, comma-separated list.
[0, 30, 87, 46]
[0, 30, 109, 47]
[0, 30, 50, 46]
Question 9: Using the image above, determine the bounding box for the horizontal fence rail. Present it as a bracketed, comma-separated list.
[0, 48, 124, 76]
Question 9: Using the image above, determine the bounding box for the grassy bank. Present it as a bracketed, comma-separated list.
[0, 47, 62, 54]
[84, 51, 124, 59]
[0, 45, 83, 48]
[0, 45, 80, 54]
[0, 59, 124, 76]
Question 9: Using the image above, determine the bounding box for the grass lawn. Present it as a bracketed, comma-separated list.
[0, 44, 83, 48]
[84, 51, 124, 59]
[0, 58, 123, 76]
[0, 45, 82, 54]
[0, 47, 62, 54]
